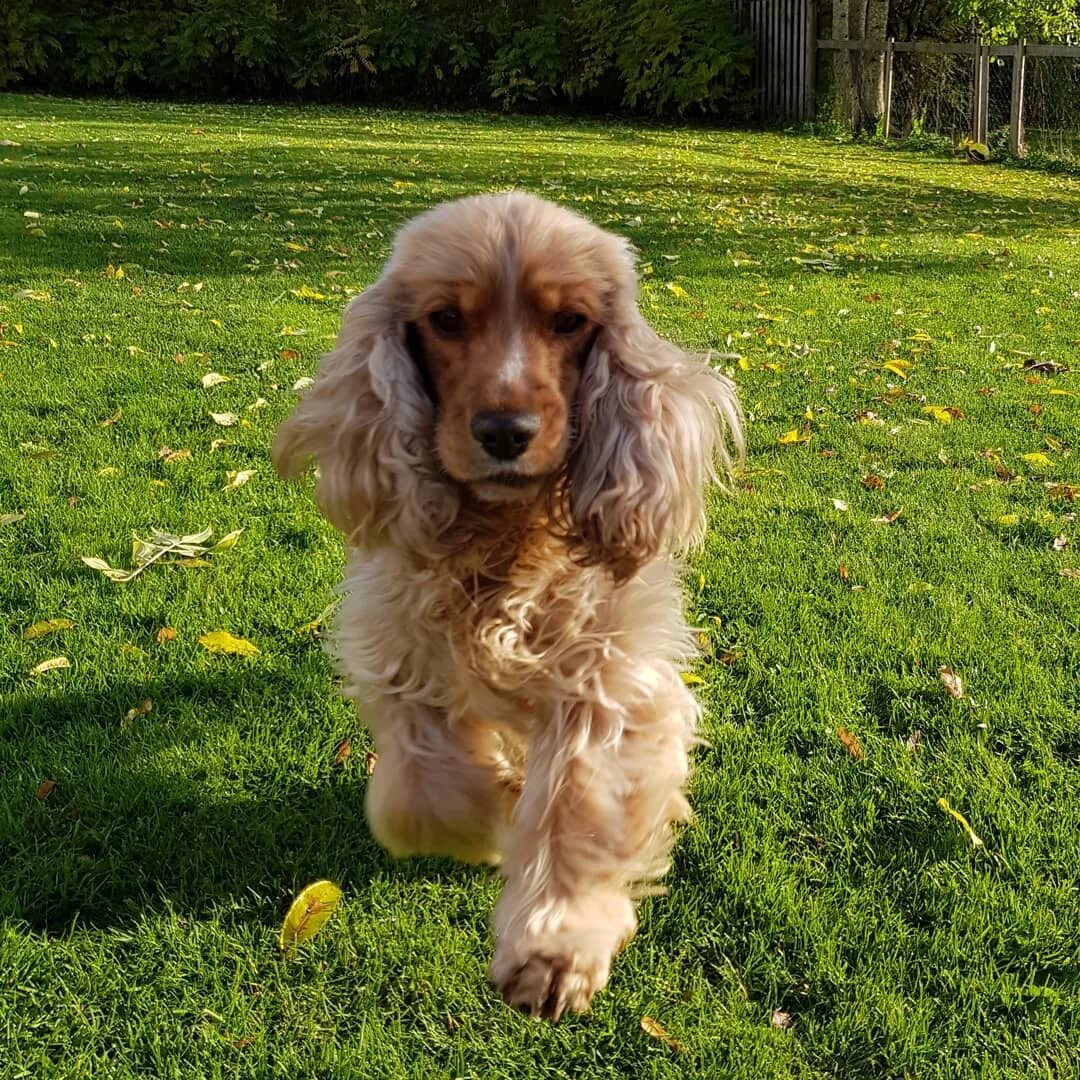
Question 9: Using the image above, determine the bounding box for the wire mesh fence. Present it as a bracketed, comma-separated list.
[1024, 54, 1080, 164]
[889, 49, 974, 143]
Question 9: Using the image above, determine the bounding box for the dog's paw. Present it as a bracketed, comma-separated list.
[489, 890, 636, 1020]
[493, 947, 609, 1020]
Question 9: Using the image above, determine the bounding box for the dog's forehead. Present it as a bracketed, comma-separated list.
[392, 194, 622, 313]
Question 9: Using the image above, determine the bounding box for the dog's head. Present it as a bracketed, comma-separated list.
[273, 192, 742, 575]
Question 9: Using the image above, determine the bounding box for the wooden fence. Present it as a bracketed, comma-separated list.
[748, 0, 816, 122]
[818, 37, 1080, 153]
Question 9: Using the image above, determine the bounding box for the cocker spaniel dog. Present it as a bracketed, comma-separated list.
[273, 192, 742, 1019]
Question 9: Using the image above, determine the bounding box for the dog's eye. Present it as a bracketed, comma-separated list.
[553, 311, 585, 335]
[429, 307, 463, 336]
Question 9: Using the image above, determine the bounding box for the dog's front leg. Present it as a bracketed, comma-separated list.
[489, 668, 697, 1018]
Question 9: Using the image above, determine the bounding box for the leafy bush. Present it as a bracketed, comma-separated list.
[3, 0, 750, 117]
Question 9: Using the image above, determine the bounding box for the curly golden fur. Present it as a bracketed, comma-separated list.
[273, 192, 743, 1019]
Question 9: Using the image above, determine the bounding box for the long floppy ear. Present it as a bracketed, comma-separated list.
[271, 277, 457, 551]
[567, 311, 743, 581]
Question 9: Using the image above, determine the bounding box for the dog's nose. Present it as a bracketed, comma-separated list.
[470, 410, 540, 461]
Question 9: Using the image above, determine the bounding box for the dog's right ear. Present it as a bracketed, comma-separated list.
[272, 277, 457, 550]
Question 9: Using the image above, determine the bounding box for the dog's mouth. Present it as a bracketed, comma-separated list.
[467, 470, 548, 505]
[483, 471, 542, 489]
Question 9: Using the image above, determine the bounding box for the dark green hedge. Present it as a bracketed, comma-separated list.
[2, 1, 752, 116]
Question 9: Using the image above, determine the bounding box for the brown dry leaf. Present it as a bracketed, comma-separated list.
[921, 404, 965, 423]
[837, 563, 850, 584]
[1059, 567, 1079, 579]
[905, 729, 924, 753]
[871, 508, 904, 525]
[365, 752, 378, 774]
[1047, 483, 1077, 501]
[861, 474, 885, 490]
[124, 698, 153, 722]
[279, 348, 301, 361]
[837, 727, 863, 760]
[640, 1016, 682, 1052]
[333, 738, 352, 767]
[1051, 535, 1069, 552]
[156, 627, 177, 643]
[36, 779, 56, 800]
[1029, 402, 1043, 415]
[770, 1009, 794, 1030]
[938, 666, 964, 699]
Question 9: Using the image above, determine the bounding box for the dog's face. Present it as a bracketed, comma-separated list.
[395, 201, 616, 505]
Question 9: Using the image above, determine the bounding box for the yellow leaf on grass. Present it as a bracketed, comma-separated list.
[201, 372, 231, 388]
[937, 797, 983, 847]
[31, 656, 70, 675]
[1, 512, 26, 526]
[882, 359, 913, 379]
[210, 412, 239, 427]
[290, 285, 326, 301]
[211, 529, 243, 551]
[1021, 452, 1052, 469]
[665, 282, 689, 299]
[199, 630, 259, 657]
[996, 514, 1020, 527]
[778, 427, 811, 445]
[921, 405, 961, 424]
[23, 618, 73, 640]
[14, 289, 51, 302]
[223, 469, 256, 491]
[279, 880, 343, 952]
[641, 1016, 682, 1053]
[680, 672, 704, 686]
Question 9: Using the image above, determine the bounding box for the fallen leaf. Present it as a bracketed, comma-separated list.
[31, 656, 70, 675]
[770, 1009, 794, 1030]
[937, 796, 983, 847]
[290, 285, 326, 301]
[665, 282, 689, 299]
[905, 729, 924, 753]
[210, 412, 239, 427]
[156, 627, 177, 643]
[996, 514, 1020, 527]
[837, 562, 850, 583]
[291, 377, 314, 392]
[778, 427, 811, 445]
[333, 738, 352, 766]
[680, 672, 704, 685]
[871, 508, 903, 525]
[837, 727, 863, 760]
[640, 1016, 682, 1052]
[36, 779, 56, 800]
[279, 880, 343, 952]
[201, 372, 231, 388]
[279, 348, 301, 361]
[832, 498, 848, 512]
[223, 469, 256, 491]
[23, 618, 74, 640]
[881, 358, 912, 379]
[1051, 535, 1069, 551]
[199, 630, 260, 657]
[100, 407, 123, 426]
[211, 529, 243, 551]
[921, 404, 964, 423]
[124, 698, 153, 722]
[1, 512, 26, 526]
[1021, 452, 1052, 469]
[861, 475, 885, 490]
[1060, 568, 1080, 579]
[365, 752, 378, 774]
[938, 666, 964, 699]
[14, 289, 50, 302]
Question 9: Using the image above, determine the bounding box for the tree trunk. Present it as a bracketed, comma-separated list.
[848, 0, 889, 131]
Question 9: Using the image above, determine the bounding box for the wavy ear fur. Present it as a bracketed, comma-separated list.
[567, 313, 743, 581]
[271, 278, 457, 552]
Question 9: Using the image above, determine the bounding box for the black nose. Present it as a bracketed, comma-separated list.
[470, 410, 541, 461]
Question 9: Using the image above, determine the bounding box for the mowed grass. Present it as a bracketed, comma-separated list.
[1, 93, 1079, 1079]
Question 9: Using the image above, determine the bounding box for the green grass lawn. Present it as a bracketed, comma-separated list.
[1, 93, 1079, 1079]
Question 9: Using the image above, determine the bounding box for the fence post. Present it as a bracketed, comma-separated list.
[975, 39, 990, 144]
[1009, 37, 1027, 156]
[803, 0, 817, 121]
[882, 36, 895, 138]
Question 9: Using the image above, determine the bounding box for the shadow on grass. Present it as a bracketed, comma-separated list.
[1, 668, 490, 935]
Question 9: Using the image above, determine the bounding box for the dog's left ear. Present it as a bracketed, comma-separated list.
[567, 309, 743, 581]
